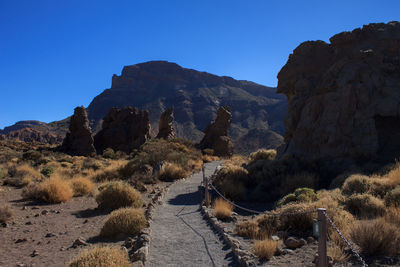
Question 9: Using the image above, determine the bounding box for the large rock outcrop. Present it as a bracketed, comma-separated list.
[277, 21, 400, 166]
[94, 107, 151, 154]
[156, 107, 176, 139]
[200, 106, 234, 157]
[61, 106, 96, 156]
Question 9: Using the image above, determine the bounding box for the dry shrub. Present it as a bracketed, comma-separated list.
[256, 214, 280, 238]
[384, 186, 400, 207]
[67, 246, 131, 267]
[253, 238, 278, 260]
[328, 243, 349, 263]
[213, 198, 233, 219]
[277, 187, 317, 206]
[279, 172, 318, 196]
[0, 205, 13, 223]
[249, 149, 276, 164]
[277, 202, 316, 233]
[70, 177, 95, 196]
[90, 161, 125, 182]
[384, 207, 400, 227]
[235, 220, 259, 239]
[386, 161, 400, 186]
[22, 177, 73, 203]
[158, 162, 187, 181]
[224, 154, 247, 167]
[342, 174, 372, 196]
[344, 193, 385, 219]
[100, 208, 147, 238]
[188, 159, 203, 171]
[213, 164, 248, 201]
[4, 164, 42, 187]
[96, 181, 142, 211]
[350, 218, 400, 256]
[369, 178, 394, 198]
[202, 155, 219, 163]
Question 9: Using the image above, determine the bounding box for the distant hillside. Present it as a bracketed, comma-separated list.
[86, 61, 287, 153]
[2, 61, 287, 154]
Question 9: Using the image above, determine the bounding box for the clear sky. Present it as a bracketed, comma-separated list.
[0, 0, 399, 129]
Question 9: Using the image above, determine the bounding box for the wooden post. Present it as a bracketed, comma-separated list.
[203, 165, 210, 207]
[317, 208, 328, 267]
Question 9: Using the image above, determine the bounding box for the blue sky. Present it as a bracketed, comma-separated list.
[0, 0, 399, 129]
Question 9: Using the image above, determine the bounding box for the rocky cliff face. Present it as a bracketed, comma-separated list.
[0, 127, 63, 144]
[86, 61, 286, 153]
[93, 107, 151, 154]
[61, 106, 96, 156]
[156, 107, 176, 139]
[277, 21, 400, 166]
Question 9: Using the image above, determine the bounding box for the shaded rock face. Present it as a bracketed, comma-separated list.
[94, 107, 150, 154]
[277, 21, 400, 166]
[61, 106, 96, 156]
[156, 107, 176, 139]
[0, 128, 63, 144]
[86, 61, 286, 151]
[200, 106, 234, 157]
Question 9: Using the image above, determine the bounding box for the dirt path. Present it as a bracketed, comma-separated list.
[146, 161, 236, 267]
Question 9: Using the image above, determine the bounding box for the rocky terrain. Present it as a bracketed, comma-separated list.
[277, 21, 400, 169]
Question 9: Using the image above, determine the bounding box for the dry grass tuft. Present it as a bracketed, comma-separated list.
[253, 238, 279, 260]
[235, 220, 260, 239]
[384, 186, 400, 207]
[4, 164, 42, 187]
[328, 243, 349, 263]
[22, 177, 73, 203]
[67, 246, 131, 267]
[277, 202, 316, 233]
[249, 149, 277, 163]
[384, 207, 400, 227]
[158, 162, 188, 181]
[0, 205, 13, 223]
[70, 177, 95, 197]
[213, 164, 248, 201]
[96, 181, 142, 211]
[350, 218, 400, 256]
[100, 208, 147, 238]
[202, 155, 219, 163]
[344, 193, 385, 219]
[341, 174, 372, 196]
[213, 198, 233, 219]
[386, 161, 400, 186]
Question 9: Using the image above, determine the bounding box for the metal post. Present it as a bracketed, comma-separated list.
[317, 208, 328, 267]
[203, 165, 210, 207]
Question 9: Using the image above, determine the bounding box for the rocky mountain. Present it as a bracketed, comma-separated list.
[1, 61, 286, 154]
[277, 21, 400, 168]
[86, 61, 286, 153]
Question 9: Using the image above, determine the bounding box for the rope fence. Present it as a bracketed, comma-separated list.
[202, 166, 368, 267]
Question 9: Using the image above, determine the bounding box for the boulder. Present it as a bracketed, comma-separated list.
[277, 21, 400, 168]
[284, 236, 306, 249]
[199, 106, 234, 157]
[156, 107, 176, 139]
[94, 106, 151, 154]
[61, 106, 96, 156]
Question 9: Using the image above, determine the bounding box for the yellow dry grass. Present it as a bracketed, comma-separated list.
[158, 162, 188, 181]
[67, 246, 131, 267]
[386, 161, 400, 186]
[22, 176, 73, 203]
[202, 155, 219, 163]
[235, 220, 259, 239]
[96, 181, 143, 211]
[70, 176, 95, 196]
[100, 208, 147, 238]
[213, 198, 233, 219]
[253, 238, 279, 260]
[5, 163, 42, 187]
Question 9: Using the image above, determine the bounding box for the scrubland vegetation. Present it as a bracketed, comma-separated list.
[67, 246, 131, 267]
[211, 149, 400, 262]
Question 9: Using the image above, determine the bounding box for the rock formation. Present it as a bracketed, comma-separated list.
[277, 21, 400, 166]
[61, 106, 96, 156]
[94, 107, 151, 154]
[200, 106, 234, 157]
[156, 107, 176, 139]
[0, 128, 63, 144]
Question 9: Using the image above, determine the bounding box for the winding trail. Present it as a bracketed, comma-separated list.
[146, 161, 235, 267]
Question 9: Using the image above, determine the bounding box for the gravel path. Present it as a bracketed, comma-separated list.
[146, 161, 236, 267]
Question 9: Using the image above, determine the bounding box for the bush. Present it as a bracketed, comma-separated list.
[384, 187, 400, 207]
[96, 181, 142, 211]
[350, 219, 400, 256]
[253, 238, 278, 260]
[235, 220, 259, 239]
[41, 166, 55, 177]
[341, 174, 372, 196]
[4, 164, 42, 187]
[279, 172, 318, 196]
[103, 148, 116, 159]
[249, 149, 276, 163]
[277, 202, 316, 233]
[386, 161, 400, 186]
[202, 148, 214, 156]
[344, 194, 385, 219]
[0, 205, 13, 223]
[70, 177, 95, 196]
[67, 246, 131, 267]
[369, 178, 394, 198]
[22, 177, 73, 203]
[22, 150, 42, 162]
[384, 207, 400, 227]
[213, 164, 248, 201]
[277, 187, 317, 206]
[100, 208, 147, 238]
[213, 198, 233, 220]
[255, 214, 280, 238]
[158, 162, 187, 181]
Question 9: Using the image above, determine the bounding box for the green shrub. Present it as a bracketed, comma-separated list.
[342, 174, 372, 196]
[40, 166, 54, 177]
[385, 187, 400, 207]
[68, 246, 131, 267]
[249, 149, 276, 164]
[103, 148, 116, 159]
[279, 172, 318, 196]
[277, 187, 318, 207]
[100, 208, 147, 238]
[344, 194, 385, 219]
[96, 181, 143, 211]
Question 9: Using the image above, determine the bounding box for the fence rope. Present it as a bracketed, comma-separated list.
[322, 211, 367, 267]
[208, 182, 316, 217]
